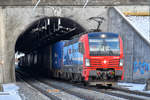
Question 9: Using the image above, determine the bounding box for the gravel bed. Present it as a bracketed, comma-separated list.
[16, 80, 50, 100]
[31, 80, 83, 100]
[43, 79, 126, 100]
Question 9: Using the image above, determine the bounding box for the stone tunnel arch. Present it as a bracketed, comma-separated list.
[14, 16, 86, 82]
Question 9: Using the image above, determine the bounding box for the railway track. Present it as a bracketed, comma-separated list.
[16, 72, 61, 100]
[16, 71, 83, 100]
[68, 80, 150, 100]
[16, 70, 125, 100]
[86, 85, 150, 100]
[40, 79, 150, 100]
[16, 69, 150, 100]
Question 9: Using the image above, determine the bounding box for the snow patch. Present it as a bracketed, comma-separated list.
[118, 82, 150, 93]
[0, 83, 22, 100]
[127, 16, 150, 42]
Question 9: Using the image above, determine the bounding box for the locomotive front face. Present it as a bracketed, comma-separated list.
[83, 32, 124, 81]
[87, 32, 122, 67]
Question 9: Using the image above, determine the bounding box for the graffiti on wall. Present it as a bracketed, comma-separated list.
[133, 60, 150, 74]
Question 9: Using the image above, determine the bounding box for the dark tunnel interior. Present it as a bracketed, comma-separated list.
[15, 17, 86, 77]
[15, 17, 85, 54]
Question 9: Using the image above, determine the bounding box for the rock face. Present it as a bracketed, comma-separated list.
[0, 0, 149, 6]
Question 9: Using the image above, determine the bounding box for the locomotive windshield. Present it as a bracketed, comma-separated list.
[89, 38, 120, 56]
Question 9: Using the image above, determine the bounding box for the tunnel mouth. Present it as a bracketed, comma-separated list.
[15, 16, 86, 78]
[15, 16, 86, 54]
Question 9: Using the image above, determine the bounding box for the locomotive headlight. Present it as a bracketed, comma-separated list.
[85, 59, 90, 66]
[101, 34, 106, 38]
[119, 59, 124, 66]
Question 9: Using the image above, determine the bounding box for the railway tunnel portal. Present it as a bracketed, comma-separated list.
[0, 6, 109, 83]
[15, 16, 86, 77]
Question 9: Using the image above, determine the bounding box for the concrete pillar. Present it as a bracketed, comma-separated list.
[0, 8, 15, 83]
[0, 8, 5, 83]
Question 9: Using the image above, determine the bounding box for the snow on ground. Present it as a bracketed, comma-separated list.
[118, 82, 150, 93]
[0, 84, 22, 100]
[127, 16, 150, 42]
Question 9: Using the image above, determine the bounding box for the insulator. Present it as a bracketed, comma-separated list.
[47, 18, 50, 25]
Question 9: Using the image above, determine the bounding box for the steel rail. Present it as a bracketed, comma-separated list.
[16, 70, 95, 100]
[16, 71, 61, 100]
[16, 69, 150, 100]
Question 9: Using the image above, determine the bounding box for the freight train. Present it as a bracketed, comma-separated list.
[18, 32, 124, 86]
[52, 32, 124, 85]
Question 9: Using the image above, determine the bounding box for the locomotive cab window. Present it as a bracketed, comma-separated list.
[89, 37, 120, 56]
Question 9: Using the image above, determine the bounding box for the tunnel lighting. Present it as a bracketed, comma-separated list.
[58, 18, 61, 30]
[48, 19, 50, 25]
[42, 26, 45, 29]
[58, 18, 61, 25]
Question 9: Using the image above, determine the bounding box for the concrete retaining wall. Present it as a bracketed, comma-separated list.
[108, 7, 150, 83]
[0, 8, 5, 83]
